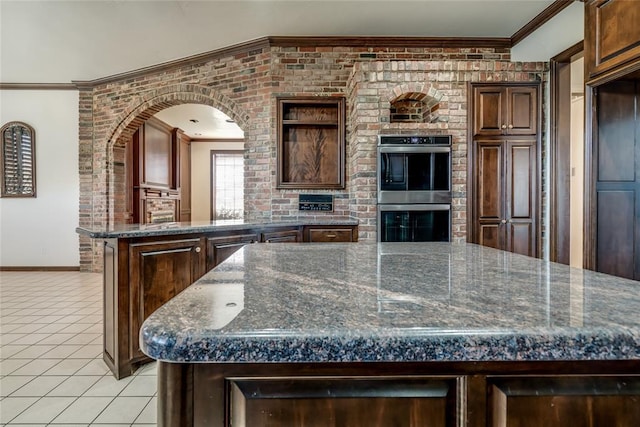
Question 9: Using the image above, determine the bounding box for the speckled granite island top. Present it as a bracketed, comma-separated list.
[76, 218, 357, 239]
[140, 242, 640, 363]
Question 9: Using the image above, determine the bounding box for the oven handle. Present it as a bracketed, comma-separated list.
[378, 146, 451, 153]
[378, 204, 451, 212]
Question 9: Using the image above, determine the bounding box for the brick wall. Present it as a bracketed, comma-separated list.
[79, 41, 548, 271]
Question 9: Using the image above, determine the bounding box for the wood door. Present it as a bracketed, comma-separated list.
[230, 377, 456, 427]
[262, 227, 301, 243]
[206, 233, 260, 271]
[473, 139, 537, 257]
[129, 238, 204, 361]
[473, 86, 505, 137]
[593, 80, 640, 280]
[506, 140, 537, 257]
[506, 86, 537, 135]
[473, 86, 537, 137]
[476, 139, 504, 250]
[489, 376, 640, 427]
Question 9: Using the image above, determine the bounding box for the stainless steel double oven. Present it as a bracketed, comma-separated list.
[377, 135, 452, 242]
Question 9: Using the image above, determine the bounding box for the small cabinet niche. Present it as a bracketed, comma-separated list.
[277, 97, 345, 189]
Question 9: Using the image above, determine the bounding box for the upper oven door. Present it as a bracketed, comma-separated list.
[378, 145, 451, 203]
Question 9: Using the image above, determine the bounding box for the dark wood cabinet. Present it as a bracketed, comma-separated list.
[262, 227, 301, 243]
[158, 361, 640, 427]
[277, 97, 346, 189]
[473, 86, 537, 137]
[585, 0, 640, 82]
[489, 376, 640, 426]
[206, 232, 260, 272]
[475, 139, 537, 256]
[103, 236, 205, 379]
[303, 225, 358, 242]
[470, 83, 540, 258]
[230, 377, 455, 427]
[128, 238, 204, 361]
[102, 223, 357, 378]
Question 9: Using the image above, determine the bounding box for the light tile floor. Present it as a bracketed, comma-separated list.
[0, 271, 157, 426]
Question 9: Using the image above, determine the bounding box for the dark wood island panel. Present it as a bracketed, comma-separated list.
[158, 360, 640, 427]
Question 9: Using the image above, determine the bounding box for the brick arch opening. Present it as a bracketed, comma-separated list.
[101, 85, 251, 227]
[389, 89, 444, 124]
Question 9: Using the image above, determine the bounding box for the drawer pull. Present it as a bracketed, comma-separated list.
[326, 234, 337, 238]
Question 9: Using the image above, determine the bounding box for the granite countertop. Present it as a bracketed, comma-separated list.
[140, 242, 640, 363]
[76, 218, 358, 239]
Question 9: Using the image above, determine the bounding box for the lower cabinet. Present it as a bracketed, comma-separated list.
[103, 223, 357, 378]
[230, 377, 454, 427]
[158, 362, 640, 427]
[303, 225, 358, 242]
[262, 227, 302, 243]
[206, 233, 260, 272]
[489, 376, 640, 426]
[104, 237, 205, 379]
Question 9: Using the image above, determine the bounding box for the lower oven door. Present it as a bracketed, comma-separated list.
[378, 204, 450, 242]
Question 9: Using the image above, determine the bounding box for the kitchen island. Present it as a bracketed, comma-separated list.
[140, 242, 640, 427]
[77, 219, 358, 378]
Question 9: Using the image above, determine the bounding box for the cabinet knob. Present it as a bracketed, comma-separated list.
[265, 239, 271, 243]
[501, 124, 507, 129]
[195, 247, 201, 253]
[508, 124, 513, 129]
[501, 219, 507, 224]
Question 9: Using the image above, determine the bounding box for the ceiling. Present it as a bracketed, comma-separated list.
[1, 0, 563, 138]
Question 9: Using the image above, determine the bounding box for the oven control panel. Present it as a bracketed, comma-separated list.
[379, 135, 451, 145]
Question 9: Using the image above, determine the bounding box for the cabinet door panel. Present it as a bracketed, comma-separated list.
[597, 190, 635, 279]
[308, 228, 353, 242]
[262, 228, 301, 243]
[507, 142, 536, 257]
[478, 143, 503, 220]
[207, 233, 259, 271]
[509, 144, 533, 219]
[507, 87, 537, 135]
[479, 224, 501, 250]
[474, 88, 504, 136]
[489, 377, 640, 427]
[231, 377, 455, 427]
[129, 238, 203, 360]
[586, 0, 640, 78]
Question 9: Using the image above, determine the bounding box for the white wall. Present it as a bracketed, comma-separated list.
[190, 140, 244, 221]
[0, 90, 80, 267]
[511, 2, 584, 62]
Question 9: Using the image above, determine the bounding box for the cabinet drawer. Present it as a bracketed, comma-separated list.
[308, 228, 353, 242]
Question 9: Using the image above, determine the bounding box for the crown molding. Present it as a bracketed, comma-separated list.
[511, 0, 576, 47]
[0, 83, 77, 90]
[268, 36, 511, 49]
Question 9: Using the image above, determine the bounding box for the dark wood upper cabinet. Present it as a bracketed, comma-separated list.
[139, 118, 174, 189]
[277, 97, 345, 189]
[473, 86, 537, 137]
[585, 0, 640, 81]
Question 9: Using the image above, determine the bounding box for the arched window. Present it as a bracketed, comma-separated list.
[1, 121, 36, 197]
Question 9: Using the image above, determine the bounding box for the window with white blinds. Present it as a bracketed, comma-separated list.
[1, 122, 36, 197]
[211, 151, 244, 220]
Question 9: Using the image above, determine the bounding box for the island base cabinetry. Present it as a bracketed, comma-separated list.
[102, 223, 357, 379]
[157, 361, 640, 427]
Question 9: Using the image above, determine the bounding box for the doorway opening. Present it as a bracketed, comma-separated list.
[550, 42, 584, 267]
